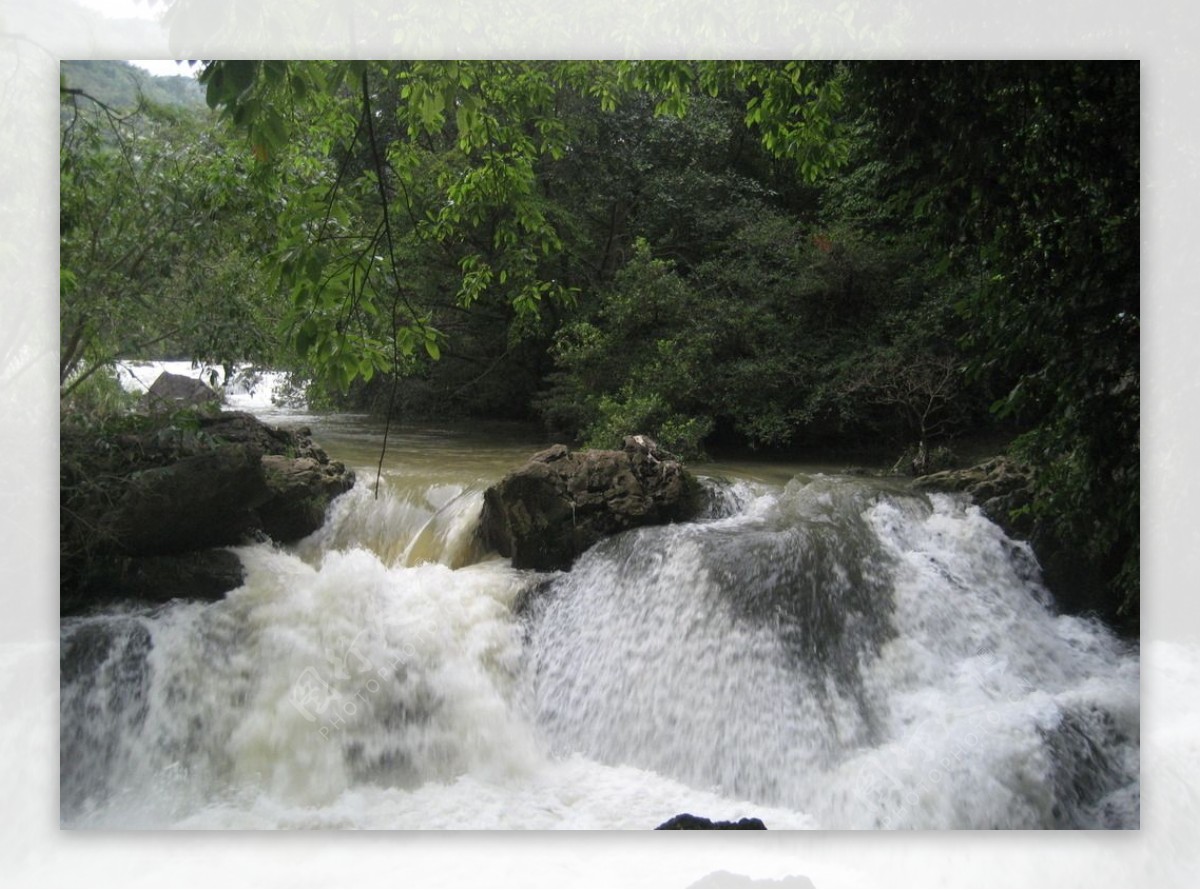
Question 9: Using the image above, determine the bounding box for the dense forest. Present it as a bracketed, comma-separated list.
[59, 60, 1139, 631]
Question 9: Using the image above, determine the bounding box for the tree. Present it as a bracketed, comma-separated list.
[59, 77, 282, 400]
[836, 350, 963, 473]
[535, 79, 980, 459]
[193, 60, 850, 400]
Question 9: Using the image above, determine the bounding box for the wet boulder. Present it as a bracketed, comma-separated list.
[115, 549, 247, 603]
[197, 412, 322, 460]
[479, 435, 702, 571]
[192, 413, 355, 543]
[61, 550, 248, 615]
[103, 415, 356, 556]
[110, 444, 272, 554]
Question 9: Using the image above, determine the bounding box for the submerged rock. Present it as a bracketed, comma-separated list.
[60, 618, 152, 688]
[655, 813, 768, 830]
[479, 435, 702, 571]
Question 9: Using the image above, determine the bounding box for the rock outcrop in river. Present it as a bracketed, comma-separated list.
[61, 395, 354, 614]
[478, 435, 702, 571]
[914, 455, 1035, 533]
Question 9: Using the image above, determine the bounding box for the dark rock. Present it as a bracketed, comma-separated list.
[478, 435, 702, 571]
[112, 549, 246, 604]
[60, 550, 247, 614]
[100, 411, 355, 555]
[140, 371, 221, 413]
[111, 446, 272, 554]
[655, 813, 768, 830]
[61, 409, 354, 614]
[258, 454, 355, 541]
[197, 411, 303, 456]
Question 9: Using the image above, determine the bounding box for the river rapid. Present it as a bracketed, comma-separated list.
[59, 363, 1139, 829]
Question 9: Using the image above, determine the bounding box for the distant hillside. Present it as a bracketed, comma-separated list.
[60, 60, 206, 112]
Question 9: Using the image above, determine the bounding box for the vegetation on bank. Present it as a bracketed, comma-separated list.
[59, 60, 1139, 631]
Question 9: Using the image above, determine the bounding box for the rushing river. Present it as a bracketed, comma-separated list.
[59, 364, 1139, 829]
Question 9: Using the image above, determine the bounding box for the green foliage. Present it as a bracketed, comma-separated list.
[538, 131, 977, 459]
[584, 387, 715, 459]
[194, 60, 850, 400]
[59, 79, 287, 397]
[538, 241, 713, 457]
[59, 367, 138, 425]
[620, 61, 850, 179]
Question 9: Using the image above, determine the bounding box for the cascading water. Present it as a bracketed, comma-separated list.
[524, 477, 1138, 829]
[60, 403, 1138, 829]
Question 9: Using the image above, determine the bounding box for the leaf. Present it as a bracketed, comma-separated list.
[295, 319, 318, 355]
[225, 61, 258, 102]
[419, 89, 445, 130]
[202, 65, 225, 109]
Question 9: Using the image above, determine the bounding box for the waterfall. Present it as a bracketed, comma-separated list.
[525, 476, 1138, 829]
[60, 468, 1138, 829]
